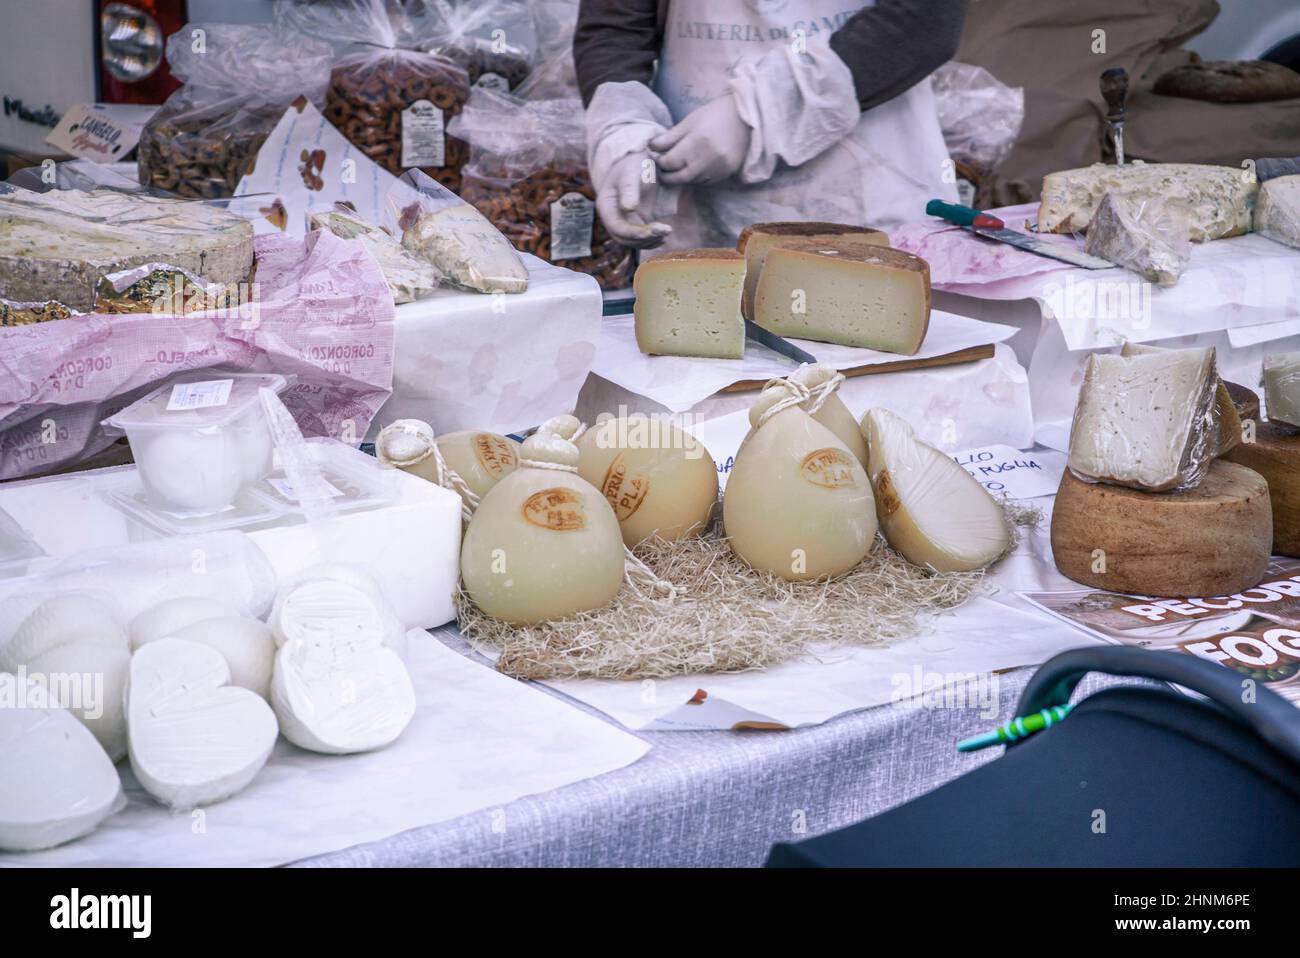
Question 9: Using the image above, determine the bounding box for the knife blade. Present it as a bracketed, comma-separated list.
[744, 318, 818, 365]
[926, 200, 1116, 270]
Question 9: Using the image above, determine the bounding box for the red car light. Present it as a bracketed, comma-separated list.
[98, 0, 186, 104]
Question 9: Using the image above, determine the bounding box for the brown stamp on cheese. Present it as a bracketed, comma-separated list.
[874, 469, 901, 517]
[601, 453, 649, 520]
[474, 433, 517, 477]
[800, 448, 858, 489]
[522, 488, 586, 531]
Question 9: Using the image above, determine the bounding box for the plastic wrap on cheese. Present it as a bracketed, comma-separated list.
[1067, 347, 1219, 492]
[1255, 175, 1300, 251]
[1084, 192, 1191, 288]
[1264, 351, 1300, 430]
[309, 205, 441, 304]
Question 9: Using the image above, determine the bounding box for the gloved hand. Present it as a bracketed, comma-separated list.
[650, 93, 752, 187]
[595, 151, 673, 249]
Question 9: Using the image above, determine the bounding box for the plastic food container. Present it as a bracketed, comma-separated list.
[103, 373, 290, 515]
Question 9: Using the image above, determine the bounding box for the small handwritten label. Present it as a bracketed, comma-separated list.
[951, 444, 1065, 499]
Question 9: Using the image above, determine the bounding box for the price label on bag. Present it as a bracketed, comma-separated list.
[550, 192, 595, 260]
[401, 100, 445, 168]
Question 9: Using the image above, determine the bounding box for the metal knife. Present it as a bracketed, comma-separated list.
[744, 317, 818, 365]
[926, 200, 1116, 270]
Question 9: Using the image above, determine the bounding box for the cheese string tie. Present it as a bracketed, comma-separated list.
[756, 365, 846, 427]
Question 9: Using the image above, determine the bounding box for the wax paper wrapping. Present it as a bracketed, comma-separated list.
[1, 631, 649, 867]
[589, 310, 1019, 414]
[0, 230, 395, 480]
[894, 202, 1300, 352]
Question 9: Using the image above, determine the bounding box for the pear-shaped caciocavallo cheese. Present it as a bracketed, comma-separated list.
[576, 414, 719, 546]
[723, 380, 877, 580]
[376, 419, 520, 511]
[787, 363, 867, 467]
[461, 415, 626, 625]
[861, 408, 1011, 572]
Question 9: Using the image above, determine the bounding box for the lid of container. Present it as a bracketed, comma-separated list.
[103, 373, 290, 432]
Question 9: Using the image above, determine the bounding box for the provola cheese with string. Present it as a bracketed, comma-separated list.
[722, 379, 877, 580]
[375, 419, 520, 511]
[787, 363, 867, 467]
[461, 416, 625, 624]
[861, 408, 1010, 572]
[576, 414, 718, 546]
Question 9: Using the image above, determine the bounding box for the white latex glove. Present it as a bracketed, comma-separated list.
[649, 93, 752, 187]
[595, 151, 673, 249]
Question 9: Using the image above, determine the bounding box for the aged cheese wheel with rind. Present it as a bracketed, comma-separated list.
[1051, 460, 1272, 597]
[1223, 420, 1300, 558]
[0, 188, 254, 310]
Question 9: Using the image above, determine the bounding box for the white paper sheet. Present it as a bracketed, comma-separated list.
[369, 253, 603, 439]
[589, 310, 1018, 412]
[952, 444, 1065, 499]
[2, 632, 649, 867]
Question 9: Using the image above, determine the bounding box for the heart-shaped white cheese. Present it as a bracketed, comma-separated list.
[128, 597, 243, 650]
[269, 565, 406, 657]
[272, 636, 415, 755]
[0, 679, 123, 851]
[127, 638, 278, 809]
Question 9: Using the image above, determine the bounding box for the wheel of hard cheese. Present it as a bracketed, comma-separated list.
[1051, 460, 1272, 597]
[1224, 420, 1300, 557]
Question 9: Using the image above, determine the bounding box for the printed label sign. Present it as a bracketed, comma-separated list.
[166, 379, 233, 411]
[549, 191, 595, 261]
[401, 99, 445, 168]
[951, 444, 1065, 499]
[522, 487, 587, 531]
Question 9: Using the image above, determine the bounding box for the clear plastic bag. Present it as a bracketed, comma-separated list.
[932, 61, 1024, 177]
[1084, 191, 1193, 288]
[393, 169, 529, 293]
[279, 0, 529, 192]
[449, 88, 632, 289]
[422, 0, 534, 91]
[518, 0, 579, 99]
[137, 24, 335, 199]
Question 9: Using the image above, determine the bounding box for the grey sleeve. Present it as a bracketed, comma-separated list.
[829, 0, 969, 111]
[574, 0, 664, 107]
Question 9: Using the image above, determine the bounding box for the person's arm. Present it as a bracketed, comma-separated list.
[574, 0, 665, 107]
[830, 0, 969, 111]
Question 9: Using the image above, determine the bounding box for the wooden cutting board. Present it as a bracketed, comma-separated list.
[717, 344, 995, 394]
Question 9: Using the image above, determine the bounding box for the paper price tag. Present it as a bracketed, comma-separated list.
[167, 379, 234, 411]
[45, 103, 153, 161]
[951, 444, 1065, 499]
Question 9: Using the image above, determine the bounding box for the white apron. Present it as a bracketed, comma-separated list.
[654, 0, 956, 248]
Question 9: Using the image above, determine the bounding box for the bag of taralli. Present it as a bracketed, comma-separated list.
[277, 0, 474, 192]
[460, 415, 625, 625]
[722, 376, 877, 581]
[137, 23, 335, 198]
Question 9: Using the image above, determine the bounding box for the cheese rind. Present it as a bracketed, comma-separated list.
[633, 249, 745, 359]
[1051, 461, 1272, 597]
[0, 188, 254, 310]
[1254, 175, 1300, 250]
[737, 222, 888, 321]
[1263, 351, 1300, 429]
[1038, 162, 1256, 240]
[1068, 347, 1218, 491]
[1223, 420, 1300, 557]
[861, 408, 1011, 572]
[752, 244, 930, 355]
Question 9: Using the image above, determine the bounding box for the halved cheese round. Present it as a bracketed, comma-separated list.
[576, 414, 719, 546]
[861, 408, 1011, 572]
[1051, 460, 1272, 597]
[127, 638, 279, 809]
[0, 593, 126, 675]
[269, 564, 406, 656]
[161, 616, 276, 701]
[129, 596, 243, 650]
[27, 640, 130, 762]
[271, 635, 415, 755]
[0, 681, 122, 851]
